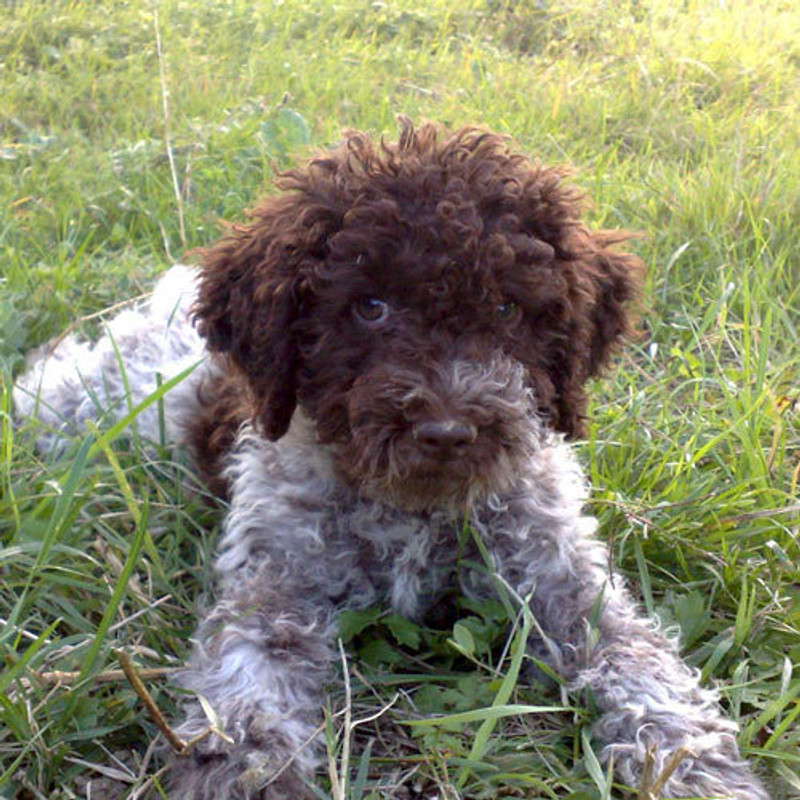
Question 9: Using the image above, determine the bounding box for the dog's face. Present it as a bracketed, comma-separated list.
[195, 121, 642, 510]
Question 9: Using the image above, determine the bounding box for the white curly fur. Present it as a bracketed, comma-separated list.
[14, 265, 769, 800]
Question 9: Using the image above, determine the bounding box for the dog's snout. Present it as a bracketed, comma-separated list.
[412, 419, 478, 452]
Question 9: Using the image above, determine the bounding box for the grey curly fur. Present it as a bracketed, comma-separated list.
[14, 266, 769, 800]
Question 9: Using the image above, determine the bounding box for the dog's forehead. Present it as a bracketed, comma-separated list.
[325, 216, 513, 290]
[322, 238, 508, 312]
[309, 171, 572, 318]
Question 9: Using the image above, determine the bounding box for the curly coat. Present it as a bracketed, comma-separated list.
[14, 120, 769, 800]
[191, 121, 638, 508]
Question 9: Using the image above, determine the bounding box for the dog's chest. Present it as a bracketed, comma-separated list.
[219, 429, 483, 619]
[323, 501, 464, 619]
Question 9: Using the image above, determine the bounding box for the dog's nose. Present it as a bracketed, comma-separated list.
[413, 419, 478, 452]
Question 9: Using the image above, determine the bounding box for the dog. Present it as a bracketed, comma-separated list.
[15, 120, 769, 799]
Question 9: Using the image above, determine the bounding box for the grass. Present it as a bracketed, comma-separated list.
[1, 0, 799, 797]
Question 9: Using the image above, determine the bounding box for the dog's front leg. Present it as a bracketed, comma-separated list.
[484, 492, 769, 799]
[168, 569, 335, 800]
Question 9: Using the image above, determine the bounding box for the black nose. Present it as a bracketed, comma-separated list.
[413, 419, 478, 452]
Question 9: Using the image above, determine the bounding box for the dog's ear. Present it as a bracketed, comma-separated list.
[194, 191, 337, 440]
[550, 231, 643, 439]
[582, 231, 643, 377]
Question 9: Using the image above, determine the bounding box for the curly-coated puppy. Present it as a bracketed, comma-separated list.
[15, 120, 769, 799]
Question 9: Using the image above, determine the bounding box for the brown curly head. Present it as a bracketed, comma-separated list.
[194, 119, 642, 508]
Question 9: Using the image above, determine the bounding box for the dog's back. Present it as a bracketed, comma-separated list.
[14, 265, 209, 455]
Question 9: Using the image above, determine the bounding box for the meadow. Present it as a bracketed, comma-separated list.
[1, 0, 799, 797]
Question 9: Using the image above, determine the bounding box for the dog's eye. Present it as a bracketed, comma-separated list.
[354, 297, 389, 324]
[496, 301, 521, 324]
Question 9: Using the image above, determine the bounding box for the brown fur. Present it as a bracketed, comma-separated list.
[191, 119, 642, 506]
[188, 371, 253, 497]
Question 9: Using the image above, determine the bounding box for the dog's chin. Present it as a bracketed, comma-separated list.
[332, 441, 522, 513]
[364, 471, 468, 513]
[350, 470, 487, 513]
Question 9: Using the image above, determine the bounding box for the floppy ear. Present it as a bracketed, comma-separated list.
[584, 231, 643, 376]
[550, 230, 643, 439]
[194, 190, 339, 440]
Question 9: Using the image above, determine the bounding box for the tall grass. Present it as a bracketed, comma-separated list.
[1, 1, 798, 798]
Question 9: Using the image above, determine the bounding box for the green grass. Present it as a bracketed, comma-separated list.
[2, 0, 799, 797]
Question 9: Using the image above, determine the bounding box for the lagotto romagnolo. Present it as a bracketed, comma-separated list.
[15, 120, 769, 799]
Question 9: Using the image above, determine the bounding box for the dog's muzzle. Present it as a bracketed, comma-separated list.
[336, 356, 543, 510]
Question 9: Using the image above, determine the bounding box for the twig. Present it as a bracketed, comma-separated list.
[648, 746, 692, 796]
[158, 220, 175, 263]
[638, 744, 693, 799]
[32, 665, 179, 687]
[637, 744, 656, 800]
[116, 649, 188, 753]
[153, 8, 186, 249]
[328, 639, 352, 800]
[349, 694, 399, 728]
[115, 649, 233, 767]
